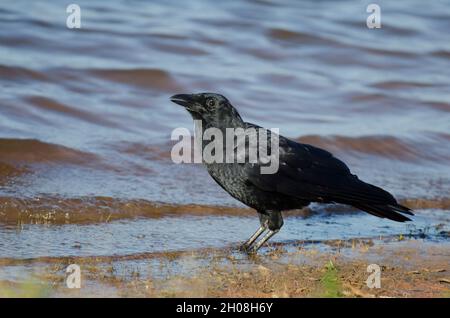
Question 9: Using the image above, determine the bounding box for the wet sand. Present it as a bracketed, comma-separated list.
[1, 237, 448, 298]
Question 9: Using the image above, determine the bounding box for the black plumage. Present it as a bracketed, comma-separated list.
[170, 93, 413, 252]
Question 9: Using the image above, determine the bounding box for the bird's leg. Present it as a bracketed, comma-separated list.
[240, 211, 270, 251]
[240, 225, 266, 251]
[249, 210, 283, 253]
[250, 229, 279, 253]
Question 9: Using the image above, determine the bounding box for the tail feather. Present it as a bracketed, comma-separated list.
[277, 167, 415, 222]
[390, 203, 414, 216]
[333, 177, 414, 222]
[353, 203, 413, 222]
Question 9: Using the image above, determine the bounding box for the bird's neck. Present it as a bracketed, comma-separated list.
[194, 115, 245, 134]
[193, 116, 246, 154]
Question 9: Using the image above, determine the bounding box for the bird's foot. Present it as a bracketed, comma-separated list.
[239, 243, 259, 256]
[239, 243, 251, 253]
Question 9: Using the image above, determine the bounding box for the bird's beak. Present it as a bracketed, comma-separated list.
[170, 94, 195, 108]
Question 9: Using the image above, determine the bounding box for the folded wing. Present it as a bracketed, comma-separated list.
[242, 125, 413, 222]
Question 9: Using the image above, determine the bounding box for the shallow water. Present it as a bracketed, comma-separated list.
[0, 208, 448, 260]
[0, 0, 450, 260]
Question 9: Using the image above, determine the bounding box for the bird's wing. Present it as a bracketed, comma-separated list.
[241, 123, 413, 221]
[241, 129, 355, 201]
[240, 122, 350, 195]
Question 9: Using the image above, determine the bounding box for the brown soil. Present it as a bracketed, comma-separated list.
[0, 239, 448, 298]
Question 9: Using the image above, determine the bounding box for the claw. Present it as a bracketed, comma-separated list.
[239, 243, 250, 252]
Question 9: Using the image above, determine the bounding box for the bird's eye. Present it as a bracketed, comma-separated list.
[206, 99, 215, 108]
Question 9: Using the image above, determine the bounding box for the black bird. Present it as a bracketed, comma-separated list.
[170, 93, 413, 253]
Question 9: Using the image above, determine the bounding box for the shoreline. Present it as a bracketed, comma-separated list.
[1, 237, 448, 298]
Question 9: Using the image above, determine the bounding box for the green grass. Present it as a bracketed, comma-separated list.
[0, 279, 51, 298]
[319, 260, 343, 298]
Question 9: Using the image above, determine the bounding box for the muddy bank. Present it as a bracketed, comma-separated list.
[0, 196, 255, 224]
[0, 238, 448, 298]
[0, 195, 449, 225]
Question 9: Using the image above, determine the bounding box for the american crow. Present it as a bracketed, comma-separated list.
[170, 93, 413, 253]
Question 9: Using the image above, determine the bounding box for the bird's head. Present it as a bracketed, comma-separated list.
[170, 93, 243, 128]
